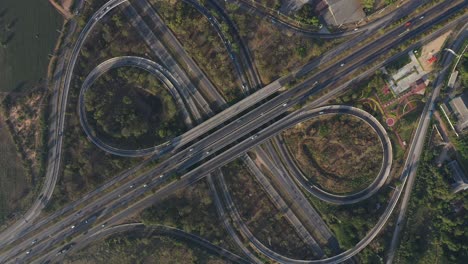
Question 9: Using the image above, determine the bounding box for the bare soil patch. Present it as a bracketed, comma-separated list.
[419, 31, 452, 71]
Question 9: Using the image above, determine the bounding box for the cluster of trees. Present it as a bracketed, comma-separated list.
[140, 181, 228, 246]
[85, 67, 186, 148]
[295, 4, 320, 26]
[396, 145, 468, 263]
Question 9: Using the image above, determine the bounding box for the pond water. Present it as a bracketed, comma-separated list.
[0, 0, 63, 92]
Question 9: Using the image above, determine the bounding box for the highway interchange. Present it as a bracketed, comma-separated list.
[0, 0, 467, 263]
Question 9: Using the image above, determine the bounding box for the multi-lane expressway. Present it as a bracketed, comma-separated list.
[1, 0, 467, 263]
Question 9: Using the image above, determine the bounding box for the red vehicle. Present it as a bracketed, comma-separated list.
[405, 21, 412, 27]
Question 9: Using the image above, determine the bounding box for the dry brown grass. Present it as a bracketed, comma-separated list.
[0, 112, 30, 228]
[283, 114, 383, 194]
[227, 7, 344, 84]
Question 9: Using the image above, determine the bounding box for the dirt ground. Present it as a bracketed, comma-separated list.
[419, 31, 452, 71]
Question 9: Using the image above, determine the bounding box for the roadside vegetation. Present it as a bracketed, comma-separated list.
[84, 67, 186, 149]
[46, 6, 152, 209]
[0, 0, 62, 93]
[140, 180, 240, 255]
[77, 10, 154, 75]
[385, 53, 412, 73]
[394, 139, 468, 263]
[361, 0, 398, 15]
[0, 87, 49, 230]
[456, 47, 468, 88]
[304, 183, 393, 252]
[65, 228, 230, 264]
[224, 2, 344, 84]
[222, 159, 316, 260]
[149, 0, 241, 103]
[294, 3, 320, 26]
[282, 114, 383, 194]
[329, 71, 424, 162]
[1, 89, 49, 178]
[0, 112, 30, 230]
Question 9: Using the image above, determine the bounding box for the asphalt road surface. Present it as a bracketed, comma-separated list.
[1, 0, 466, 262]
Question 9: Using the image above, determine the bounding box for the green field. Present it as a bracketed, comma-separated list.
[0, 0, 62, 92]
[0, 114, 29, 228]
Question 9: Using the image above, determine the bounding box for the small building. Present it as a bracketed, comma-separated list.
[448, 93, 468, 132]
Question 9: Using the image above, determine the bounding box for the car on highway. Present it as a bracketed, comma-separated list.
[129, 184, 134, 188]
[405, 21, 412, 27]
[282, 103, 287, 107]
[143, 184, 148, 188]
[340, 63, 345, 67]
[419, 15, 425, 20]
[31, 239, 37, 244]
[70, 225, 75, 229]
[101, 223, 107, 228]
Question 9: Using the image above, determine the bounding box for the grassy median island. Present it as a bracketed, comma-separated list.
[282, 114, 383, 194]
[64, 228, 230, 264]
[84, 67, 187, 149]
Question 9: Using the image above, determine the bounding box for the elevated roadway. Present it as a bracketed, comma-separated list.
[6, 106, 393, 263]
[0, 0, 466, 260]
